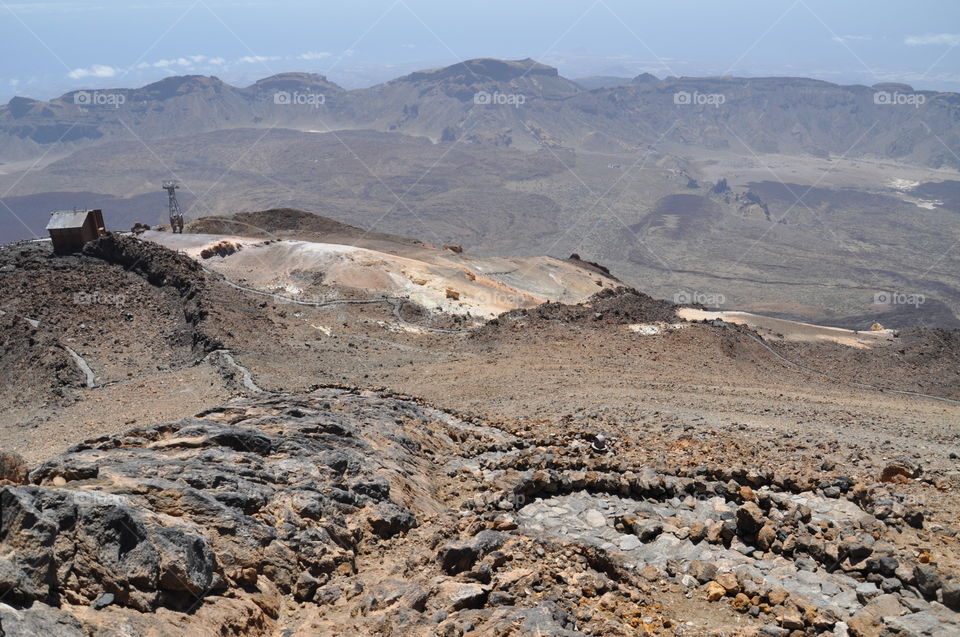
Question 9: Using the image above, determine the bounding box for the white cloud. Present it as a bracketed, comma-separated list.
[238, 55, 281, 64]
[135, 55, 228, 71]
[67, 64, 118, 80]
[4, 2, 108, 13]
[832, 35, 870, 44]
[905, 33, 960, 47]
[298, 51, 330, 61]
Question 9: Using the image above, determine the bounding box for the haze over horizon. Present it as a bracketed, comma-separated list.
[2, 0, 959, 102]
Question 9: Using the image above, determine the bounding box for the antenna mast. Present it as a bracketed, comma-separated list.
[162, 180, 184, 233]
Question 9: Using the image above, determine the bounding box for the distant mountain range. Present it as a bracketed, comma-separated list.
[2, 57, 958, 168]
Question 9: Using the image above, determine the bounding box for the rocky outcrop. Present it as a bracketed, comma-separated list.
[0, 390, 457, 632]
[483, 286, 678, 331]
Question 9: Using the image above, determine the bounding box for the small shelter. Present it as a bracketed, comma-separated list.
[45, 209, 105, 255]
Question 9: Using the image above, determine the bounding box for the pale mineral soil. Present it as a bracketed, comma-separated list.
[680, 145, 960, 193]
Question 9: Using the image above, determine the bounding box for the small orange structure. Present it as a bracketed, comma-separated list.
[45, 209, 105, 255]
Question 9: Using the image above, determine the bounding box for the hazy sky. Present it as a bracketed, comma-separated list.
[2, 0, 959, 101]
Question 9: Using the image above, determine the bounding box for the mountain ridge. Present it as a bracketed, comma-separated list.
[3, 57, 959, 167]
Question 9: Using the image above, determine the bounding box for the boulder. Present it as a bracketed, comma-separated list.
[705, 581, 726, 601]
[768, 587, 790, 606]
[880, 461, 921, 483]
[439, 582, 490, 611]
[629, 518, 663, 542]
[914, 564, 942, 599]
[736, 502, 766, 536]
[0, 601, 85, 637]
[438, 530, 507, 575]
[942, 579, 960, 611]
[716, 573, 740, 595]
[366, 503, 417, 538]
[757, 524, 777, 551]
[847, 594, 905, 637]
[688, 560, 718, 584]
[0, 451, 28, 485]
[779, 605, 804, 630]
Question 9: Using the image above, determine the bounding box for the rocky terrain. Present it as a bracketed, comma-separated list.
[1, 225, 959, 635]
[2, 386, 959, 635]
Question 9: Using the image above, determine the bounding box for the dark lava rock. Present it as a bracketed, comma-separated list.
[904, 507, 925, 529]
[488, 591, 515, 606]
[688, 560, 718, 584]
[92, 592, 115, 609]
[438, 530, 507, 575]
[367, 503, 417, 538]
[0, 390, 448, 616]
[848, 535, 875, 563]
[82, 233, 203, 296]
[630, 519, 663, 542]
[446, 583, 490, 610]
[0, 602, 85, 637]
[833, 476, 855, 493]
[914, 564, 942, 599]
[866, 556, 900, 577]
[486, 286, 678, 330]
[942, 579, 960, 611]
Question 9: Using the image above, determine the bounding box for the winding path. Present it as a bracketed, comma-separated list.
[63, 346, 96, 388]
[207, 349, 264, 393]
[727, 323, 960, 406]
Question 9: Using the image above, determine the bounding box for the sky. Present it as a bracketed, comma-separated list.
[2, 0, 959, 102]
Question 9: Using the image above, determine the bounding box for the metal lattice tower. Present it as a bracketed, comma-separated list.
[162, 180, 184, 233]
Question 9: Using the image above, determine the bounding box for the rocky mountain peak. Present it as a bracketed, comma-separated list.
[5, 96, 39, 118]
[398, 57, 559, 85]
[138, 75, 228, 100]
[248, 72, 344, 94]
[632, 72, 659, 84]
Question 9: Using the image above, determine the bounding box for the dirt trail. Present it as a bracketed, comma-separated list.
[62, 346, 95, 388]
[678, 308, 895, 348]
